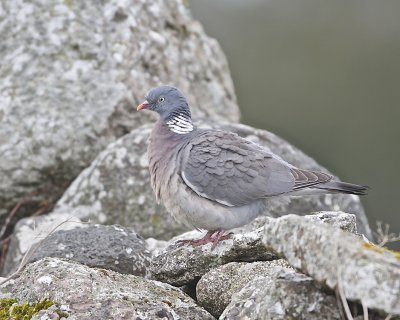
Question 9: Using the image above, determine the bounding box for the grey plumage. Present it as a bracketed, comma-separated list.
[137, 85, 368, 246]
[181, 131, 296, 207]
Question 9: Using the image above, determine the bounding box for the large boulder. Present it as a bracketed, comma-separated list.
[263, 214, 400, 316]
[0, 0, 239, 228]
[25, 225, 151, 277]
[1, 213, 84, 277]
[196, 260, 293, 317]
[220, 266, 341, 320]
[150, 212, 357, 286]
[150, 227, 277, 286]
[1, 257, 215, 319]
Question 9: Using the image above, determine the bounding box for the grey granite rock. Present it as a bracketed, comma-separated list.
[196, 260, 293, 317]
[304, 211, 357, 233]
[145, 237, 168, 256]
[1, 213, 84, 276]
[263, 214, 400, 316]
[31, 305, 69, 320]
[149, 212, 360, 287]
[25, 224, 151, 277]
[220, 266, 341, 320]
[0, 0, 239, 227]
[235, 210, 358, 235]
[3, 257, 215, 320]
[150, 228, 278, 286]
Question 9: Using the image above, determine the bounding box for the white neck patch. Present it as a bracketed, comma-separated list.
[166, 114, 193, 134]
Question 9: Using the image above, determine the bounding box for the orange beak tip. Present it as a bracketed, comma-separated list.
[137, 100, 149, 111]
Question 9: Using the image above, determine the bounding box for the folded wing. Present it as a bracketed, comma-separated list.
[181, 131, 299, 207]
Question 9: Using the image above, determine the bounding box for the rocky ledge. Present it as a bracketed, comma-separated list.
[1, 212, 399, 319]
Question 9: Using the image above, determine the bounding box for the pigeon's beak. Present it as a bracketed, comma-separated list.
[137, 100, 150, 111]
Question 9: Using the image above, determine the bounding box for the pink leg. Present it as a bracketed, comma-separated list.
[178, 230, 216, 247]
[210, 230, 232, 250]
[178, 229, 233, 251]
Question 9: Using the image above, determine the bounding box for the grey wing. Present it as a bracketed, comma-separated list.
[180, 131, 297, 207]
[290, 168, 332, 190]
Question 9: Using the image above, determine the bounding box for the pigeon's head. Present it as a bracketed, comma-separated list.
[137, 86, 191, 119]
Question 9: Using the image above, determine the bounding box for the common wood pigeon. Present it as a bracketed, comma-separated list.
[137, 86, 367, 250]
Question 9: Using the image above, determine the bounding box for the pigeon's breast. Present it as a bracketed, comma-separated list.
[147, 122, 266, 230]
[147, 122, 188, 203]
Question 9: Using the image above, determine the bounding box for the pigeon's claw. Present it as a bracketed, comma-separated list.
[177, 230, 233, 251]
[210, 230, 232, 250]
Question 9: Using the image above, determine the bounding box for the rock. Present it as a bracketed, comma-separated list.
[24, 224, 151, 277]
[196, 260, 293, 317]
[304, 211, 357, 233]
[150, 227, 278, 286]
[235, 210, 358, 235]
[263, 214, 400, 316]
[1, 213, 84, 276]
[150, 211, 360, 287]
[220, 266, 341, 320]
[3, 257, 215, 320]
[50, 120, 370, 244]
[0, 0, 239, 228]
[31, 305, 69, 320]
[145, 238, 168, 256]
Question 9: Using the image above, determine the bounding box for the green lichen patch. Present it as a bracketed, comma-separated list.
[0, 298, 17, 318]
[362, 242, 400, 260]
[387, 248, 400, 260]
[362, 242, 385, 254]
[0, 298, 60, 320]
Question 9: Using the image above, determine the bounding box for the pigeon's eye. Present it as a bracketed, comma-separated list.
[159, 97, 165, 103]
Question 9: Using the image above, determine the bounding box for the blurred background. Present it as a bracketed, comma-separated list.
[190, 0, 400, 247]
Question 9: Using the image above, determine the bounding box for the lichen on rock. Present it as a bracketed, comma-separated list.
[0, 297, 64, 320]
[263, 214, 400, 316]
[3, 257, 215, 319]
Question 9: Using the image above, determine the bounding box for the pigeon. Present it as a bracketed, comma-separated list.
[137, 85, 368, 250]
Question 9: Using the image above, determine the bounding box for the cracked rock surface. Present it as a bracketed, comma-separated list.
[1, 213, 85, 276]
[25, 224, 151, 277]
[2, 257, 215, 320]
[150, 227, 277, 286]
[196, 260, 293, 318]
[1, 213, 396, 319]
[263, 214, 400, 315]
[149, 212, 357, 287]
[220, 266, 341, 320]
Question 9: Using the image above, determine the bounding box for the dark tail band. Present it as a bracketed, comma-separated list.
[316, 181, 369, 195]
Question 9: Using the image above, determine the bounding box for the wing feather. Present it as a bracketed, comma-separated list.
[180, 130, 296, 206]
[291, 168, 332, 189]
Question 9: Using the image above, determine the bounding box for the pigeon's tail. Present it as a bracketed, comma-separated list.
[315, 181, 369, 195]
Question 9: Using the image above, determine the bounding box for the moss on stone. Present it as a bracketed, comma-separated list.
[0, 298, 17, 318]
[362, 242, 385, 254]
[0, 298, 63, 320]
[387, 248, 400, 260]
[362, 242, 400, 260]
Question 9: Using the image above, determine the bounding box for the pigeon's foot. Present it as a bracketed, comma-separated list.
[178, 230, 233, 251]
